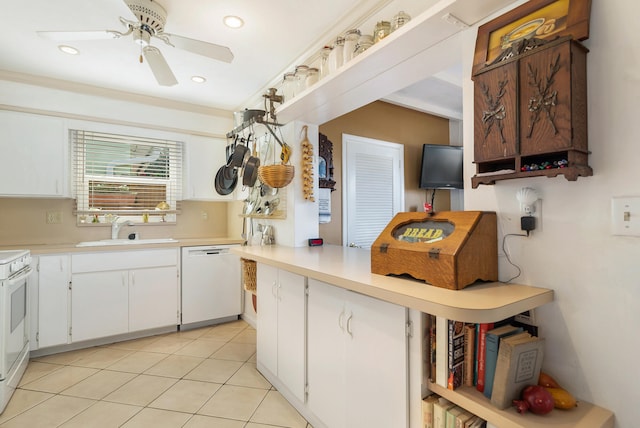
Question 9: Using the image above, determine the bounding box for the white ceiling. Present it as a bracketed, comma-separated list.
[0, 0, 461, 118]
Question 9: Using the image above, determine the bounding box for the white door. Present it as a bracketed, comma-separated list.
[346, 291, 408, 428]
[256, 264, 279, 376]
[129, 266, 178, 331]
[307, 279, 347, 428]
[342, 134, 404, 248]
[37, 255, 70, 348]
[276, 269, 306, 402]
[71, 271, 129, 342]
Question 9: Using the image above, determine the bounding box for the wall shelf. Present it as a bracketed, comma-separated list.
[275, 0, 519, 126]
[428, 382, 614, 428]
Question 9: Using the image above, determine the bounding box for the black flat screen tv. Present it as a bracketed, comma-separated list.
[419, 144, 464, 189]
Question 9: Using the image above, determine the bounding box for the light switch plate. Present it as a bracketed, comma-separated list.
[611, 197, 640, 236]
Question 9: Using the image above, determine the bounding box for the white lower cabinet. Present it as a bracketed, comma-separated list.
[256, 263, 306, 402]
[307, 278, 409, 428]
[71, 270, 129, 342]
[36, 254, 71, 349]
[71, 249, 179, 343]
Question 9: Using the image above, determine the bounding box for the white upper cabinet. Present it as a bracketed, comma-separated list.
[182, 134, 231, 201]
[0, 110, 68, 197]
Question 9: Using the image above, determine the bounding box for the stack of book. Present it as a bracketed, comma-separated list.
[427, 315, 544, 412]
[423, 394, 487, 428]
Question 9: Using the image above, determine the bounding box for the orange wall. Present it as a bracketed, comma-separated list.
[318, 101, 451, 245]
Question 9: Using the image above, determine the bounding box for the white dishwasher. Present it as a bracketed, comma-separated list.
[181, 245, 241, 326]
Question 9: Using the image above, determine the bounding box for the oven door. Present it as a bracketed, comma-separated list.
[0, 266, 31, 380]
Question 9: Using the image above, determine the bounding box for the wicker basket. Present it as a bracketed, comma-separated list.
[258, 164, 295, 188]
[241, 258, 257, 294]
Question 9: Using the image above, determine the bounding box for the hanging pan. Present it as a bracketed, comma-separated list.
[214, 164, 238, 195]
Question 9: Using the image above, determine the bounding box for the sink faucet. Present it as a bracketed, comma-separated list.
[111, 217, 134, 240]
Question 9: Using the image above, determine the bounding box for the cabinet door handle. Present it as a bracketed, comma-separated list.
[271, 281, 277, 298]
[338, 310, 345, 331]
[346, 313, 353, 337]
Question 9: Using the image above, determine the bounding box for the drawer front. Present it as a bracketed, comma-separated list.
[72, 249, 178, 273]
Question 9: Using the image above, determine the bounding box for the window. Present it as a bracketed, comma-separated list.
[71, 130, 183, 224]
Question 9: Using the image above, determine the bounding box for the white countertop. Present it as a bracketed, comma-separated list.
[233, 244, 554, 323]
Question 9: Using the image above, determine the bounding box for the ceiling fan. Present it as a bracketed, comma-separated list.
[37, 0, 234, 86]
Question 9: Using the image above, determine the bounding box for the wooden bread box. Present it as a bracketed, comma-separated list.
[371, 211, 498, 290]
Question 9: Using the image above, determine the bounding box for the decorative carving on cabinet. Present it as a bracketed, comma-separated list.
[318, 133, 336, 191]
[480, 78, 508, 146]
[525, 53, 560, 138]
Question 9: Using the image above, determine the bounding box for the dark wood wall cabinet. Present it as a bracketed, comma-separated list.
[471, 36, 592, 188]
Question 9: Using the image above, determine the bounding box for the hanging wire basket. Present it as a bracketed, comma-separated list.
[258, 164, 295, 188]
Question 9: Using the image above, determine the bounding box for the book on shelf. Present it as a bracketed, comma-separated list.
[483, 324, 524, 398]
[432, 397, 454, 428]
[447, 320, 465, 390]
[463, 324, 476, 387]
[463, 415, 479, 428]
[429, 314, 437, 383]
[455, 409, 474, 428]
[445, 406, 465, 428]
[475, 322, 494, 393]
[491, 334, 545, 409]
[435, 316, 449, 387]
[422, 394, 440, 428]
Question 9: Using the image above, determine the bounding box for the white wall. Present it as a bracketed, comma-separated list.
[462, 2, 639, 427]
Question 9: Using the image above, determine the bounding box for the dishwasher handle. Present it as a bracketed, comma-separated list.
[186, 247, 233, 256]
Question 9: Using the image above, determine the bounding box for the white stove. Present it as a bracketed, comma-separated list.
[0, 249, 32, 414]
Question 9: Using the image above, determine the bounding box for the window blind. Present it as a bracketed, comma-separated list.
[71, 130, 183, 220]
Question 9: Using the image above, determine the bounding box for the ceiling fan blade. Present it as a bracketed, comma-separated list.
[143, 46, 178, 86]
[37, 30, 119, 41]
[163, 33, 234, 63]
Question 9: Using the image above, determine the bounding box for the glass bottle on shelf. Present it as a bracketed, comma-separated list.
[328, 36, 344, 74]
[355, 34, 374, 56]
[342, 29, 361, 64]
[374, 20, 391, 43]
[391, 11, 411, 32]
[282, 72, 296, 102]
[306, 67, 319, 87]
[294, 65, 309, 94]
[320, 46, 332, 79]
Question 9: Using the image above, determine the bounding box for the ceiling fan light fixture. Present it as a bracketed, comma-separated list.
[191, 75, 206, 83]
[223, 15, 244, 29]
[58, 45, 79, 55]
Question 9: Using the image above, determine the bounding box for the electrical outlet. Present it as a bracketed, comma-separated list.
[46, 211, 62, 224]
[201, 211, 208, 220]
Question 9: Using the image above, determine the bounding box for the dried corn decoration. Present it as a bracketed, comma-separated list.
[300, 125, 315, 201]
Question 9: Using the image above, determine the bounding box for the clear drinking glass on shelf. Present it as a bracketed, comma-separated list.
[343, 29, 361, 64]
[328, 36, 344, 74]
[294, 65, 309, 94]
[282, 72, 296, 102]
[374, 20, 391, 43]
[391, 10, 411, 32]
[355, 34, 374, 57]
[306, 67, 319, 87]
[320, 46, 332, 79]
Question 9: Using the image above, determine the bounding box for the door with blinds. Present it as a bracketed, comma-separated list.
[342, 134, 404, 249]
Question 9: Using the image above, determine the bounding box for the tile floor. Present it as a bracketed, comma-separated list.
[0, 320, 311, 428]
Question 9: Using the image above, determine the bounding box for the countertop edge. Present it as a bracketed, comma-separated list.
[1, 238, 245, 255]
[233, 245, 554, 323]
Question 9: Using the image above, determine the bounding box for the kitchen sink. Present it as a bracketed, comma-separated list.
[76, 238, 179, 247]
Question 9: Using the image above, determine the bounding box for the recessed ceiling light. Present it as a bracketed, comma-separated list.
[191, 76, 206, 83]
[223, 15, 244, 29]
[58, 45, 79, 55]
